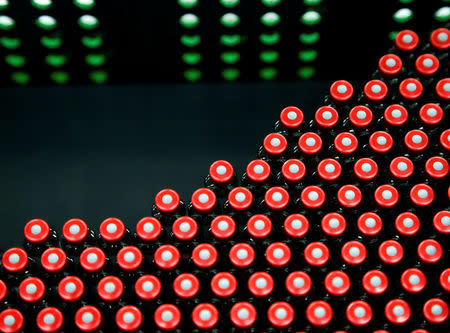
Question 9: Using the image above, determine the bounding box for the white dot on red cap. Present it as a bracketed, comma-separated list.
[427, 108, 437, 117]
[425, 245, 437, 256]
[431, 305, 443, 316]
[370, 276, 381, 287]
[376, 136, 387, 145]
[444, 83, 450, 92]
[161, 311, 173, 322]
[412, 134, 422, 143]
[402, 34, 413, 43]
[43, 314, 55, 325]
[441, 216, 450, 226]
[270, 138, 281, 147]
[271, 192, 283, 202]
[391, 109, 402, 118]
[235, 192, 246, 202]
[237, 309, 249, 319]
[179, 222, 191, 232]
[275, 308, 287, 319]
[354, 307, 366, 318]
[199, 249, 211, 260]
[198, 193, 209, 203]
[293, 277, 305, 288]
[216, 165, 227, 175]
[328, 218, 339, 229]
[8, 253, 19, 264]
[325, 164, 335, 173]
[386, 246, 397, 256]
[402, 218, 414, 228]
[422, 58, 433, 68]
[432, 161, 444, 171]
[382, 190, 393, 200]
[87, 253, 98, 263]
[162, 194, 173, 205]
[236, 249, 248, 259]
[349, 246, 360, 257]
[143, 222, 154, 233]
[123, 312, 134, 323]
[408, 274, 420, 285]
[26, 283, 37, 294]
[255, 278, 267, 289]
[199, 310, 212, 321]
[322, 111, 332, 120]
[406, 83, 417, 92]
[365, 218, 376, 228]
[417, 189, 428, 198]
[104, 282, 116, 293]
[345, 190, 355, 200]
[332, 277, 343, 288]
[31, 224, 42, 235]
[356, 110, 367, 119]
[438, 32, 448, 42]
[305, 137, 316, 147]
[161, 250, 173, 261]
[123, 251, 135, 263]
[180, 279, 192, 290]
[82, 312, 94, 324]
[393, 306, 404, 316]
[273, 248, 284, 258]
[289, 164, 299, 173]
[106, 223, 117, 234]
[308, 191, 319, 201]
[142, 281, 154, 292]
[397, 162, 407, 171]
[287, 111, 297, 120]
[218, 278, 230, 289]
[254, 220, 265, 230]
[337, 84, 347, 94]
[341, 137, 352, 146]
[314, 307, 326, 318]
[253, 164, 264, 174]
[217, 220, 229, 231]
[371, 84, 382, 94]
[65, 282, 76, 293]
[69, 224, 80, 235]
[311, 248, 323, 258]
[386, 58, 396, 67]
[361, 163, 372, 172]
[291, 219, 302, 229]
[47, 253, 59, 263]
[4, 315, 15, 326]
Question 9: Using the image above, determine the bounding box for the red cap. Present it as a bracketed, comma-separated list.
[321, 212, 346, 237]
[97, 276, 123, 302]
[265, 242, 291, 267]
[346, 300, 372, 326]
[395, 212, 420, 236]
[117, 246, 143, 271]
[209, 160, 234, 183]
[410, 183, 434, 206]
[324, 270, 350, 296]
[0, 280, 6, 302]
[19, 277, 45, 303]
[263, 133, 287, 155]
[384, 104, 408, 126]
[36, 307, 63, 333]
[364, 80, 388, 101]
[315, 106, 339, 128]
[390, 156, 414, 179]
[41, 247, 66, 272]
[417, 239, 442, 263]
[267, 302, 295, 328]
[334, 132, 358, 154]
[423, 298, 449, 324]
[62, 218, 88, 243]
[247, 214, 272, 239]
[349, 105, 373, 127]
[379, 240, 403, 264]
[433, 210, 450, 234]
[115, 305, 142, 332]
[306, 301, 333, 327]
[135, 275, 161, 300]
[285, 271, 311, 296]
[230, 302, 256, 328]
[192, 243, 218, 268]
[246, 159, 271, 182]
[330, 80, 353, 102]
[210, 215, 236, 239]
[24, 219, 49, 243]
[374, 185, 399, 208]
[436, 78, 450, 100]
[304, 242, 329, 267]
[0, 309, 24, 333]
[136, 217, 161, 241]
[280, 106, 304, 128]
[369, 131, 393, 153]
[341, 240, 366, 265]
[154, 244, 180, 269]
[154, 304, 181, 330]
[415, 54, 439, 75]
[173, 273, 200, 299]
[192, 303, 219, 330]
[172, 216, 198, 240]
[228, 187, 253, 210]
[99, 217, 125, 242]
[75, 306, 102, 332]
[395, 30, 419, 51]
[317, 158, 341, 181]
[210, 272, 237, 297]
[404, 129, 428, 151]
[229, 243, 255, 268]
[301, 186, 325, 209]
[440, 269, 450, 292]
[425, 156, 449, 179]
[155, 189, 180, 213]
[58, 276, 84, 302]
[284, 214, 309, 238]
[79, 247, 105, 272]
[337, 185, 362, 208]
[430, 28, 450, 49]
[378, 54, 402, 75]
[399, 78, 423, 99]
[400, 268, 427, 293]
[441, 129, 450, 150]
[2, 248, 28, 273]
[354, 158, 378, 181]
[357, 212, 383, 236]
[248, 272, 274, 297]
[298, 132, 322, 154]
[191, 188, 216, 212]
[282, 159, 306, 182]
[362, 270, 388, 295]
[264, 187, 289, 210]
[385, 299, 411, 325]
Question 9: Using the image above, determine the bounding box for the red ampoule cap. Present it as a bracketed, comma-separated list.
[349, 105, 373, 127]
[24, 219, 49, 243]
[423, 298, 449, 324]
[425, 156, 449, 179]
[324, 270, 350, 296]
[395, 212, 420, 236]
[357, 212, 383, 236]
[209, 160, 234, 184]
[248, 272, 274, 297]
[405, 129, 428, 151]
[75, 306, 102, 332]
[263, 133, 287, 155]
[369, 131, 393, 153]
[265, 242, 291, 267]
[379, 240, 403, 264]
[436, 78, 450, 100]
[378, 54, 402, 75]
[410, 183, 434, 206]
[41, 247, 66, 272]
[0, 309, 24, 333]
[173, 273, 200, 299]
[298, 132, 322, 154]
[80, 247, 105, 272]
[115, 306, 142, 332]
[346, 300, 372, 327]
[385, 299, 411, 325]
[304, 242, 329, 267]
[246, 159, 271, 182]
[155, 189, 180, 213]
[210, 215, 236, 239]
[228, 187, 253, 211]
[399, 78, 423, 100]
[441, 129, 450, 150]
[317, 158, 341, 181]
[434, 210, 450, 234]
[280, 106, 304, 128]
[330, 80, 353, 102]
[301, 186, 325, 209]
[364, 80, 388, 101]
[415, 54, 439, 75]
[136, 216, 161, 241]
[306, 301, 333, 327]
[192, 243, 218, 268]
[36, 307, 64, 333]
[321, 212, 346, 237]
[97, 276, 123, 302]
[154, 244, 180, 269]
[2, 248, 28, 273]
[395, 30, 419, 51]
[430, 28, 450, 49]
[211, 272, 237, 297]
[417, 239, 442, 264]
[192, 303, 219, 330]
[267, 302, 295, 328]
[172, 216, 198, 241]
[384, 104, 408, 126]
[230, 302, 257, 328]
[282, 159, 306, 182]
[285, 271, 311, 296]
[247, 214, 272, 239]
[374, 184, 399, 208]
[19, 277, 45, 303]
[62, 218, 88, 243]
[99, 217, 125, 242]
[334, 132, 358, 154]
[439, 269, 450, 292]
[0, 280, 6, 302]
[117, 246, 143, 271]
[229, 243, 255, 268]
[284, 214, 309, 238]
[337, 185, 362, 208]
[58, 276, 84, 302]
[264, 187, 289, 210]
[135, 275, 161, 300]
[341, 241, 366, 265]
[191, 188, 216, 212]
[154, 304, 181, 330]
[390, 156, 414, 179]
[354, 158, 378, 181]
[315, 106, 339, 128]
[400, 268, 427, 293]
[362, 270, 388, 295]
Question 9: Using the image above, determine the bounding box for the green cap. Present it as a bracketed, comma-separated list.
[81, 35, 103, 48]
[31, 0, 52, 9]
[11, 72, 30, 85]
[89, 70, 108, 83]
[0, 37, 21, 49]
[221, 51, 240, 64]
[0, 0, 9, 10]
[303, 0, 322, 5]
[178, 0, 198, 9]
[78, 14, 99, 29]
[388, 31, 398, 41]
[182, 52, 202, 65]
[393, 8, 413, 23]
[297, 66, 315, 79]
[260, 12, 280, 26]
[74, 0, 95, 10]
[221, 13, 240, 27]
[85, 53, 106, 66]
[36, 15, 57, 30]
[50, 71, 70, 84]
[262, 0, 281, 7]
[220, 0, 239, 8]
[180, 34, 201, 47]
[180, 13, 200, 28]
[259, 50, 279, 63]
[301, 11, 321, 26]
[259, 32, 280, 45]
[41, 35, 62, 49]
[298, 49, 317, 62]
[45, 54, 67, 67]
[0, 15, 15, 30]
[220, 34, 241, 46]
[299, 32, 320, 45]
[398, 0, 414, 3]
[184, 69, 202, 82]
[5, 54, 26, 67]
[434, 7, 450, 22]
[222, 68, 240, 80]
[259, 67, 277, 80]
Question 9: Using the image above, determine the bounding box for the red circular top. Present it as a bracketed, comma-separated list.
[317, 158, 341, 181]
[173, 273, 200, 299]
[425, 156, 448, 179]
[395, 212, 420, 236]
[378, 54, 402, 75]
[115, 305, 142, 332]
[136, 216, 161, 241]
[330, 80, 353, 102]
[304, 242, 329, 266]
[395, 30, 419, 51]
[306, 301, 333, 327]
[433, 210, 450, 234]
[263, 133, 287, 155]
[62, 218, 88, 243]
[430, 28, 450, 50]
[337, 185, 362, 208]
[334, 132, 358, 154]
[230, 302, 256, 328]
[264, 187, 289, 210]
[399, 78, 423, 99]
[58, 276, 84, 302]
[341, 240, 366, 265]
[400, 268, 427, 293]
[374, 185, 399, 208]
[192, 243, 217, 268]
[24, 219, 50, 243]
[228, 187, 253, 210]
[315, 106, 339, 128]
[349, 105, 373, 127]
[324, 270, 350, 296]
[301, 186, 325, 209]
[282, 159, 306, 182]
[298, 132, 322, 154]
[362, 270, 388, 295]
[364, 80, 388, 101]
[378, 240, 403, 264]
[404, 129, 428, 151]
[75, 306, 102, 332]
[36, 307, 64, 333]
[154, 304, 181, 330]
[410, 183, 434, 206]
[384, 104, 408, 126]
[441, 129, 450, 150]
[285, 271, 311, 296]
[155, 189, 180, 213]
[210, 272, 237, 297]
[354, 158, 378, 180]
[154, 244, 180, 269]
[209, 160, 234, 183]
[436, 78, 450, 100]
[41, 247, 66, 272]
[267, 302, 295, 328]
[415, 54, 439, 75]
[99, 217, 125, 242]
[423, 298, 449, 324]
[385, 299, 411, 325]
[97, 276, 123, 301]
[0, 309, 24, 333]
[19, 277, 45, 303]
[346, 300, 372, 326]
[2, 248, 28, 272]
[229, 243, 255, 268]
[390, 156, 414, 179]
[440, 269, 450, 292]
[280, 106, 304, 128]
[248, 272, 274, 297]
[357, 212, 383, 236]
[284, 214, 309, 238]
[117, 246, 143, 271]
[321, 212, 346, 237]
[265, 242, 291, 267]
[247, 214, 272, 239]
[0, 280, 6, 301]
[369, 131, 393, 153]
[79, 247, 105, 272]
[192, 303, 219, 330]
[135, 275, 161, 300]
[417, 239, 442, 263]
[172, 216, 198, 240]
[210, 215, 236, 239]
[246, 159, 271, 182]
[191, 188, 216, 212]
